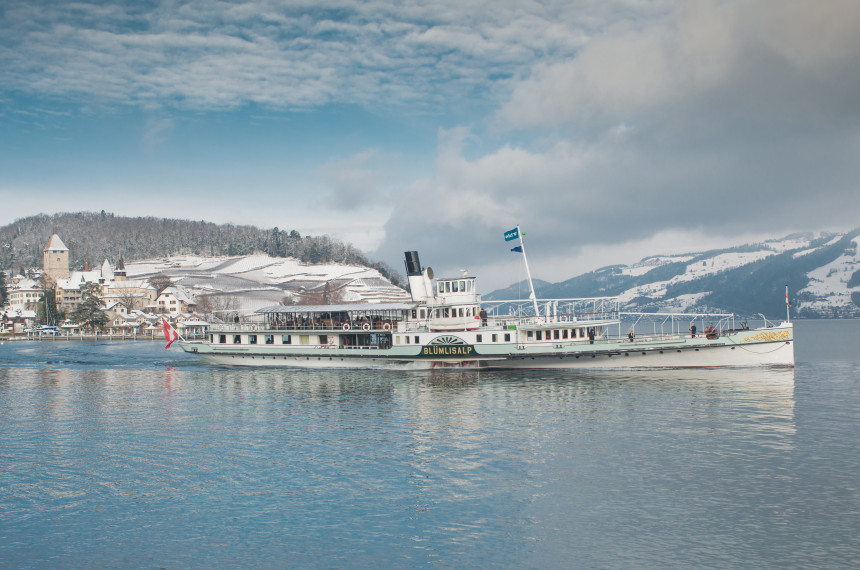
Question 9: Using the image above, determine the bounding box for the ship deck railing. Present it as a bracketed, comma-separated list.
[209, 320, 399, 333]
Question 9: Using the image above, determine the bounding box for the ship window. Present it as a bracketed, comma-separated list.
[476, 334, 483, 342]
[265, 335, 274, 344]
[460, 281, 466, 292]
[411, 310, 417, 318]
[527, 331, 534, 340]
[553, 330, 560, 340]
[466, 308, 471, 317]
[458, 308, 464, 317]
[492, 334, 498, 342]
[443, 308, 450, 318]
[419, 309, 426, 319]
[563, 329, 569, 339]
[249, 335, 257, 344]
[300, 335, 309, 345]
[438, 283, 444, 294]
[404, 336, 409, 344]
[445, 282, 451, 293]
[319, 335, 327, 344]
[282, 335, 291, 344]
[415, 336, 419, 344]
[452, 281, 459, 292]
[233, 335, 241, 344]
[220, 335, 226, 344]
[395, 336, 400, 345]
[536, 331, 543, 341]
[504, 333, 511, 342]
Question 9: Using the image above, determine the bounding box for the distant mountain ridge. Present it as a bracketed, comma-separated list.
[486, 230, 860, 318]
[5, 213, 858, 318]
[0, 211, 402, 286]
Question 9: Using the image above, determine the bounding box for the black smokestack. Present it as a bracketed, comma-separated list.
[404, 251, 422, 276]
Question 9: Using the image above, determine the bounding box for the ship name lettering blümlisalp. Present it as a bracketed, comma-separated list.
[422, 345, 475, 356]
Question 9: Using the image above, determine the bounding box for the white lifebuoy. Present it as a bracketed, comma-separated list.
[342, 323, 351, 331]
[362, 323, 371, 331]
[382, 323, 391, 331]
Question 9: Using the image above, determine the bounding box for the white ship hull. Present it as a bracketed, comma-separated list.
[180, 324, 794, 370]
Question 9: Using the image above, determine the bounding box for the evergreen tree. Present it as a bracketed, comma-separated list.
[0, 269, 6, 307]
[71, 282, 108, 332]
[36, 286, 61, 325]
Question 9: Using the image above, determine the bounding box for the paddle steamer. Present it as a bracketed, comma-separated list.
[176, 241, 794, 369]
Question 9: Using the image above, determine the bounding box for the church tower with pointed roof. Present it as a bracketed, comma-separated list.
[43, 234, 70, 288]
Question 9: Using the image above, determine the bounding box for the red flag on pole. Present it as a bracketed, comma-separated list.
[162, 318, 179, 349]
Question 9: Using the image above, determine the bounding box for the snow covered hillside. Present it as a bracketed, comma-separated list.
[486, 230, 860, 318]
[125, 254, 410, 315]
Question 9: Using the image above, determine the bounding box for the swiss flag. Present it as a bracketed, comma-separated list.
[162, 318, 179, 349]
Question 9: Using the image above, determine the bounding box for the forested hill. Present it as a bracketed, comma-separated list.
[0, 211, 401, 285]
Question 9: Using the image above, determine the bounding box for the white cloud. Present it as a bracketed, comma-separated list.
[0, 0, 594, 112]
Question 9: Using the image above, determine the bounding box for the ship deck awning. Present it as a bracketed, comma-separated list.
[256, 302, 416, 315]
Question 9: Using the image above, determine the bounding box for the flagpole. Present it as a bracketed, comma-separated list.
[785, 285, 790, 323]
[516, 225, 541, 319]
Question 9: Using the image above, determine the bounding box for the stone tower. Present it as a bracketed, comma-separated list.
[42, 234, 69, 288]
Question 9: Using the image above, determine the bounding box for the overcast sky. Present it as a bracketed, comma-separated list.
[2, 0, 859, 289]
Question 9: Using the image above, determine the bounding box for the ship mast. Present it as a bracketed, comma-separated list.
[513, 225, 541, 319]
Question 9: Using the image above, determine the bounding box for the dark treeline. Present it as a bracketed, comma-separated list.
[0, 211, 402, 286]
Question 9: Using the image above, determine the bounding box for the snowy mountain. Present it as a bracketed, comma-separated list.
[124, 254, 410, 315]
[486, 230, 860, 318]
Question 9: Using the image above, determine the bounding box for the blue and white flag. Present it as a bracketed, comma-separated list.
[504, 227, 519, 242]
[510, 246, 523, 253]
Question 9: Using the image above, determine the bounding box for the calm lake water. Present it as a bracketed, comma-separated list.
[1, 320, 859, 568]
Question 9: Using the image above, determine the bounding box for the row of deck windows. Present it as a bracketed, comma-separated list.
[410, 307, 480, 319]
[216, 334, 294, 345]
[527, 328, 595, 341]
[395, 333, 512, 344]
[475, 333, 511, 343]
[438, 280, 473, 294]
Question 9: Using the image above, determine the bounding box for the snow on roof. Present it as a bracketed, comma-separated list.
[7, 278, 40, 290]
[43, 234, 68, 252]
[101, 259, 114, 279]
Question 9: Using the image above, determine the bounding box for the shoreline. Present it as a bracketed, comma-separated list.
[1, 334, 169, 343]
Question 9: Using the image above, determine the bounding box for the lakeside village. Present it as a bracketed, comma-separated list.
[1, 235, 203, 339]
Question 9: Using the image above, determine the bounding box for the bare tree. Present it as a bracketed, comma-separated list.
[149, 274, 174, 297]
[196, 293, 239, 323]
[116, 290, 144, 313]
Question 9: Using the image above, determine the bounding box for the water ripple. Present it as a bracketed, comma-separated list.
[1, 322, 859, 568]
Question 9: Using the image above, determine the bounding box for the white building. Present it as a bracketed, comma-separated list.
[6, 277, 43, 312]
[155, 285, 197, 315]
